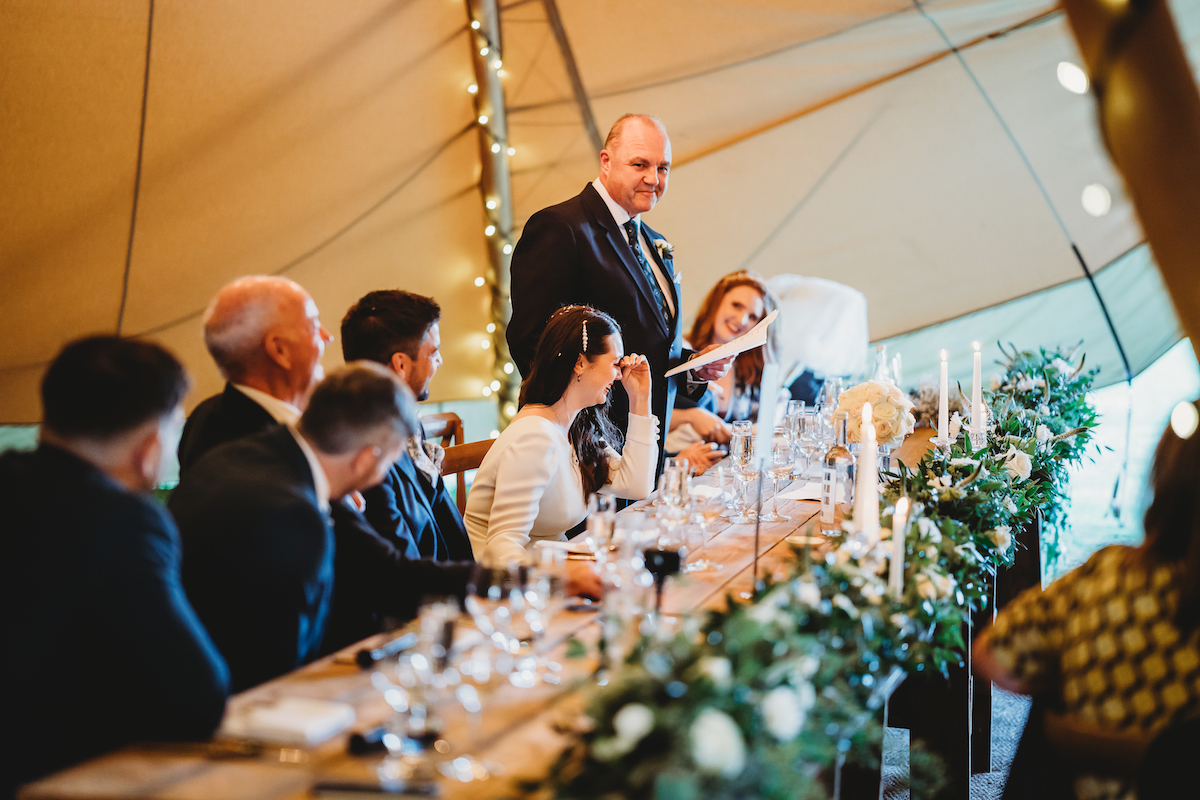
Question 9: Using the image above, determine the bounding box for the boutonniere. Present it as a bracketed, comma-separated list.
[653, 238, 674, 260]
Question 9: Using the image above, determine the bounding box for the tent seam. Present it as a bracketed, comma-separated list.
[116, 0, 155, 336]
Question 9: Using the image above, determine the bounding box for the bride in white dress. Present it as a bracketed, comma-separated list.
[465, 306, 657, 566]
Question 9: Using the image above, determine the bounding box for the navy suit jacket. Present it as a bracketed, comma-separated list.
[170, 427, 335, 691]
[177, 382, 276, 476]
[507, 182, 701, 466]
[363, 449, 474, 563]
[1, 446, 228, 795]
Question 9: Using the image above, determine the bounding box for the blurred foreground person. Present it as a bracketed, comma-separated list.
[974, 401, 1200, 799]
[341, 290, 473, 561]
[1, 338, 228, 798]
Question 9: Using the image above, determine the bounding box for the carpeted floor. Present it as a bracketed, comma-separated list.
[881, 686, 1031, 799]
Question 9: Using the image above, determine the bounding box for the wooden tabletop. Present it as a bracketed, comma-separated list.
[21, 442, 934, 800]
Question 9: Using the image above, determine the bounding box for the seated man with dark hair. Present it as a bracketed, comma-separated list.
[1, 337, 229, 797]
[170, 363, 476, 691]
[340, 290, 473, 561]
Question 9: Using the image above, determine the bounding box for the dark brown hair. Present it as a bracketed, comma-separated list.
[1141, 401, 1200, 629]
[687, 270, 779, 389]
[42, 336, 189, 439]
[518, 305, 623, 496]
[300, 362, 417, 455]
[340, 290, 441, 364]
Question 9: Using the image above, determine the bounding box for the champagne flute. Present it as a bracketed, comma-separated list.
[726, 430, 756, 524]
[759, 427, 794, 522]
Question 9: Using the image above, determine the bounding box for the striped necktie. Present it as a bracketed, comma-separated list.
[623, 220, 672, 326]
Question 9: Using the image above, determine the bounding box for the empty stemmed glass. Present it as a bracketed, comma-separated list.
[759, 426, 794, 523]
[584, 493, 618, 555]
[790, 412, 820, 480]
[507, 544, 567, 688]
[727, 428, 757, 523]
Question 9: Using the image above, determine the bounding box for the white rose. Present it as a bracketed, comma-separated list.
[927, 569, 956, 599]
[1016, 376, 1036, 393]
[988, 525, 1013, 554]
[832, 593, 860, 618]
[697, 657, 732, 689]
[1050, 358, 1072, 373]
[873, 403, 898, 422]
[690, 708, 747, 777]
[948, 412, 963, 441]
[1035, 425, 1052, 443]
[1003, 496, 1019, 515]
[917, 517, 942, 543]
[914, 573, 937, 601]
[990, 374, 1003, 391]
[762, 686, 808, 742]
[1038, 404, 1051, 416]
[613, 703, 655, 748]
[1004, 448, 1033, 482]
[793, 579, 821, 607]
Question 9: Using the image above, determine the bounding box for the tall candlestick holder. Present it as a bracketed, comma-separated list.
[930, 435, 953, 457]
[968, 427, 987, 451]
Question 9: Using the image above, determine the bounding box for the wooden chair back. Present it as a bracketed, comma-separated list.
[440, 438, 496, 514]
[421, 411, 464, 448]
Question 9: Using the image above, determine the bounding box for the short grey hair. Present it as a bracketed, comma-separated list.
[202, 275, 304, 380]
[299, 362, 418, 455]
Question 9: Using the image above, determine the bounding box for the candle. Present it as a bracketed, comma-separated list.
[889, 497, 909, 596]
[854, 402, 879, 536]
[972, 341, 983, 439]
[938, 349, 949, 441]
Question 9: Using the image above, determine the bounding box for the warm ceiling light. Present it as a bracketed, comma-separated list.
[1081, 183, 1112, 217]
[1057, 61, 1089, 94]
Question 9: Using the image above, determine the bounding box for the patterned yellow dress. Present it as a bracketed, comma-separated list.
[987, 544, 1200, 797]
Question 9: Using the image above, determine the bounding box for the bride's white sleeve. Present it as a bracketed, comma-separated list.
[480, 425, 559, 567]
[604, 413, 659, 500]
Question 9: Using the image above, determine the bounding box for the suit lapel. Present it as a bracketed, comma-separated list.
[581, 184, 671, 339]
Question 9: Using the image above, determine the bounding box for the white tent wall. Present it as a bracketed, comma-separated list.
[0, 0, 493, 422]
[4, 0, 1199, 423]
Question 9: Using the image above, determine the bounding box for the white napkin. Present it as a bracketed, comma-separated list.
[220, 697, 356, 746]
[778, 481, 846, 503]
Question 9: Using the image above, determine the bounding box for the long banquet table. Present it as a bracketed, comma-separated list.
[21, 469, 845, 800]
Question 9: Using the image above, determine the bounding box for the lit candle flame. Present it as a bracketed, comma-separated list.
[862, 401, 873, 426]
[940, 349, 947, 361]
[973, 341, 981, 352]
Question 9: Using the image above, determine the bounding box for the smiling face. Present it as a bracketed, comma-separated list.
[711, 285, 766, 345]
[273, 289, 333, 401]
[576, 333, 625, 407]
[598, 118, 671, 217]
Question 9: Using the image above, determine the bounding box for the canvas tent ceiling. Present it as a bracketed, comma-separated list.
[1, 0, 1193, 422]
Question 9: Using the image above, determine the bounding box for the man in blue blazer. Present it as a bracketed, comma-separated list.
[2, 338, 228, 796]
[340, 290, 474, 562]
[507, 115, 731, 473]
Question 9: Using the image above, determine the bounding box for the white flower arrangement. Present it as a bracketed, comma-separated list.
[690, 708, 746, 777]
[1002, 445, 1033, 482]
[987, 525, 1013, 555]
[760, 685, 814, 742]
[837, 379, 917, 448]
[653, 238, 674, 260]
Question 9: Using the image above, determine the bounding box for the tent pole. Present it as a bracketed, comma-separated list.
[467, 0, 518, 427]
[1060, 0, 1200, 358]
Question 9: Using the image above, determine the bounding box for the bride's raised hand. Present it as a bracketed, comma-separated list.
[619, 354, 651, 415]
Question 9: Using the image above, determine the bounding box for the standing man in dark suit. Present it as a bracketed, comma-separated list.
[2, 337, 228, 797]
[340, 290, 473, 562]
[170, 364, 474, 690]
[507, 114, 732, 469]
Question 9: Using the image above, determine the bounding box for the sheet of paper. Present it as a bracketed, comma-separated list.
[664, 309, 778, 377]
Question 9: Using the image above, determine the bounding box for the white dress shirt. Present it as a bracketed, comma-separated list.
[288, 425, 331, 514]
[232, 384, 301, 425]
[592, 178, 676, 316]
[464, 413, 659, 566]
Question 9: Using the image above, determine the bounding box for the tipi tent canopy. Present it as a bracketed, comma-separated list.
[3, 0, 1195, 423]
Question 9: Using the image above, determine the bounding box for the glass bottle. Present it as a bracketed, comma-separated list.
[821, 412, 854, 524]
[873, 343, 891, 383]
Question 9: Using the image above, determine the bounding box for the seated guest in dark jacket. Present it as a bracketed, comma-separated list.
[177, 275, 333, 474]
[171, 364, 476, 690]
[340, 290, 473, 561]
[1, 337, 229, 797]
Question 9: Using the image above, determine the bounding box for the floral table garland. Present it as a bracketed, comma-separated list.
[528, 345, 1098, 800]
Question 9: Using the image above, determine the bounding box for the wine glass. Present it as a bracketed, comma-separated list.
[726, 430, 757, 524]
[584, 493, 618, 555]
[759, 427, 794, 523]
